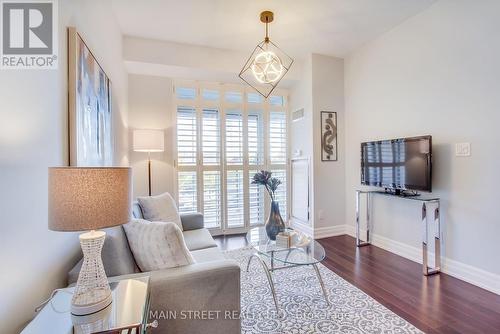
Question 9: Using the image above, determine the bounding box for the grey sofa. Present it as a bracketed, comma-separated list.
[68, 203, 241, 334]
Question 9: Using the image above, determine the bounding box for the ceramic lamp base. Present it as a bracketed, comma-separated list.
[71, 230, 112, 316]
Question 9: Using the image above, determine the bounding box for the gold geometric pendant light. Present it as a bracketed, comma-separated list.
[239, 11, 294, 98]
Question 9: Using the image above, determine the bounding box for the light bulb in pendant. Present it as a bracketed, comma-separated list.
[251, 50, 284, 84]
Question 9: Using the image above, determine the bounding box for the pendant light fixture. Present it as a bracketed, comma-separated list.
[239, 11, 293, 98]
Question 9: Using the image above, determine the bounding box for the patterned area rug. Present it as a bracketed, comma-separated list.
[225, 247, 423, 334]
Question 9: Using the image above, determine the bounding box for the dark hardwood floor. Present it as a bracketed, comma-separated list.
[214, 234, 500, 334]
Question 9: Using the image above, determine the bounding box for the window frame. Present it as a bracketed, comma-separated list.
[173, 80, 290, 235]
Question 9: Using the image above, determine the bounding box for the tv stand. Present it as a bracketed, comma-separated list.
[355, 190, 441, 276]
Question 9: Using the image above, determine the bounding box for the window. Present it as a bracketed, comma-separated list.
[177, 171, 197, 213]
[248, 110, 264, 165]
[203, 171, 221, 228]
[249, 170, 265, 225]
[225, 110, 244, 165]
[202, 108, 220, 165]
[175, 83, 288, 233]
[226, 170, 244, 227]
[176, 107, 197, 166]
[269, 111, 287, 165]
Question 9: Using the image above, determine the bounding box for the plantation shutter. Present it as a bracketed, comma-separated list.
[177, 171, 197, 213]
[202, 108, 220, 165]
[269, 111, 287, 165]
[175, 83, 288, 232]
[225, 110, 244, 165]
[226, 170, 244, 227]
[177, 106, 197, 166]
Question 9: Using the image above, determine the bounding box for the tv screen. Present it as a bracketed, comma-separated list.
[361, 135, 432, 192]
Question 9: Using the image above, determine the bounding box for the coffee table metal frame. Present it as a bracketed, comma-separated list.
[246, 242, 329, 312]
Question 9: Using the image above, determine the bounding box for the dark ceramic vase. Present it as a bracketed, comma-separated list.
[266, 200, 286, 240]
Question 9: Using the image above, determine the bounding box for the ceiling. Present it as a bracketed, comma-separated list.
[111, 0, 436, 59]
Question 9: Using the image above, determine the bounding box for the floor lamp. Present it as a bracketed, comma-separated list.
[133, 129, 165, 196]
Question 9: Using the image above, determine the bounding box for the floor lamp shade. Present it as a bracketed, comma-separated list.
[133, 129, 165, 196]
[133, 129, 164, 152]
[48, 167, 132, 315]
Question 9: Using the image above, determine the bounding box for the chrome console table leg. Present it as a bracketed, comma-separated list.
[356, 190, 371, 247]
[246, 253, 279, 312]
[312, 264, 330, 305]
[422, 201, 441, 276]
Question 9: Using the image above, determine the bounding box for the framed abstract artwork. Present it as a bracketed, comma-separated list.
[68, 27, 113, 166]
[321, 111, 337, 161]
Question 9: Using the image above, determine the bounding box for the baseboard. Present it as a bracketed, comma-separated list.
[314, 225, 347, 239]
[440, 256, 500, 295]
[343, 224, 500, 295]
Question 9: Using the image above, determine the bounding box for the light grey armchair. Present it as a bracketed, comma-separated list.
[68, 203, 241, 334]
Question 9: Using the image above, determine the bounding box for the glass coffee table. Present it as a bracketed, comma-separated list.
[246, 227, 329, 311]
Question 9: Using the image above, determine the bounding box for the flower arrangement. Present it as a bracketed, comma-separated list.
[251, 170, 282, 202]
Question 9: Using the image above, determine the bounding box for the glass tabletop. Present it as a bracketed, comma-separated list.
[246, 227, 326, 265]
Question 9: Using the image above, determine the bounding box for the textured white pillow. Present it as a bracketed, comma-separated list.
[137, 192, 183, 230]
[123, 219, 195, 272]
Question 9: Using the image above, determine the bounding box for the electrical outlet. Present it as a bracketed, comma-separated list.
[455, 143, 471, 157]
[318, 210, 324, 221]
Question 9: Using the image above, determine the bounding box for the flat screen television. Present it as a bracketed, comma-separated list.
[361, 135, 432, 193]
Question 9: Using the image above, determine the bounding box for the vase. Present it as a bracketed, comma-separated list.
[266, 200, 286, 240]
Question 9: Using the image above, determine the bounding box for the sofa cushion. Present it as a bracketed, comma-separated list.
[124, 219, 195, 272]
[132, 202, 143, 219]
[183, 228, 218, 251]
[102, 226, 139, 276]
[137, 192, 183, 230]
[190, 247, 226, 263]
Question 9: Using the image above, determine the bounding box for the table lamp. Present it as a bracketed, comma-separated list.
[48, 167, 132, 315]
[133, 129, 164, 196]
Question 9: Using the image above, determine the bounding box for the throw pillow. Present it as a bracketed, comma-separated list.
[137, 192, 183, 230]
[123, 219, 195, 272]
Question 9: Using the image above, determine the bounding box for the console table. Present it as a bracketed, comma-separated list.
[355, 190, 441, 276]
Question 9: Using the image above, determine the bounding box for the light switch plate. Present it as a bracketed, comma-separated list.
[455, 143, 471, 157]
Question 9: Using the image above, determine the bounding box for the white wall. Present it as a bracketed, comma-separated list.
[289, 54, 345, 236]
[345, 0, 500, 291]
[311, 54, 345, 230]
[128, 74, 174, 198]
[0, 1, 128, 332]
[123, 36, 303, 88]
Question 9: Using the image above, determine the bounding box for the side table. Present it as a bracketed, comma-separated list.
[21, 276, 157, 334]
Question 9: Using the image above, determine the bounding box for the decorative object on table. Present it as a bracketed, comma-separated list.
[239, 11, 293, 98]
[48, 167, 132, 315]
[321, 111, 338, 161]
[276, 229, 310, 248]
[133, 129, 165, 196]
[252, 170, 285, 240]
[68, 27, 113, 167]
[293, 232, 312, 247]
[275, 232, 291, 248]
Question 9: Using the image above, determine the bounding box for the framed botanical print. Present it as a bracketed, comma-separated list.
[321, 111, 337, 161]
[68, 27, 113, 166]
